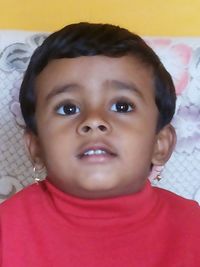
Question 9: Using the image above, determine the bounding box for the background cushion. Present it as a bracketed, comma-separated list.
[0, 31, 199, 203]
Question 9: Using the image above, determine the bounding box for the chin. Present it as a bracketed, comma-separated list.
[79, 176, 119, 191]
[76, 182, 127, 199]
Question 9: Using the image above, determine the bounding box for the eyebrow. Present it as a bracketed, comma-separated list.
[108, 80, 144, 99]
[45, 79, 144, 102]
[45, 83, 79, 102]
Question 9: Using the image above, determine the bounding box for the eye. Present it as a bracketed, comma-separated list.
[56, 103, 80, 116]
[111, 101, 134, 113]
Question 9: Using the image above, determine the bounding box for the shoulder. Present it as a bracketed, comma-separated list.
[154, 186, 200, 229]
[0, 182, 45, 216]
[154, 185, 200, 211]
[154, 187, 200, 252]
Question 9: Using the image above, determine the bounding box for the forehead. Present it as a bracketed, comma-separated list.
[35, 55, 155, 100]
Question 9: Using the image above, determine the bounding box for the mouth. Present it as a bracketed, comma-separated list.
[77, 145, 117, 161]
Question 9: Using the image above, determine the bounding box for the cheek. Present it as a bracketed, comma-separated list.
[37, 115, 74, 140]
[121, 129, 156, 160]
[39, 142, 72, 178]
[36, 130, 68, 165]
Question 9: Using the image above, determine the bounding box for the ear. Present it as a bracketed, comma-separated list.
[23, 130, 44, 169]
[152, 124, 177, 166]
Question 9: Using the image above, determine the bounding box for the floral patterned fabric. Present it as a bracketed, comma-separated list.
[0, 31, 199, 203]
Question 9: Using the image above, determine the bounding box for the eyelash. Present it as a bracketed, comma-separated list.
[55, 100, 135, 116]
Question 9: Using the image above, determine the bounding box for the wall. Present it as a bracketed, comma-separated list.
[1, 0, 200, 35]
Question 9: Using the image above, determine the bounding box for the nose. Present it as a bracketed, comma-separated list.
[77, 114, 112, 135]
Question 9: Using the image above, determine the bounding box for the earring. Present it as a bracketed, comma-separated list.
[154, 166, 164, 181]
[33, 166, 42, 184]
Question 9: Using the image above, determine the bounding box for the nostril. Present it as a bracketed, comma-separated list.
[79, 123, 109, 134]
[98, 125, 107, 132]
[82, 125, 91, 133]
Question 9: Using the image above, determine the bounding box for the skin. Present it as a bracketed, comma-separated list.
[26, 55, 176, 199]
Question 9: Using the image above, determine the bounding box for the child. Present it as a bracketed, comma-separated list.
[0, 22, 200, 266]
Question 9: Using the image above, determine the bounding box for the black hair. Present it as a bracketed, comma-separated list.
[19, 22, 176, 134]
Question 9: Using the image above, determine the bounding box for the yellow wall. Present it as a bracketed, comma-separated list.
[1, 0, 200, 36]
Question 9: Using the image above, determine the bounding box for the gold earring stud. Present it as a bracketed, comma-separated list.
[154, 166, 164, 182]
[33, 166, 41, 184]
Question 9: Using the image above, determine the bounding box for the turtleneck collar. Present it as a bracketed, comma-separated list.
[39, 178, 159, 235]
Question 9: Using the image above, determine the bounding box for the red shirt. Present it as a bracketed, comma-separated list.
[1, 179, 200, 266]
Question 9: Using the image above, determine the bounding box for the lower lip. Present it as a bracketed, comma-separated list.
[78, 153, 116, 163]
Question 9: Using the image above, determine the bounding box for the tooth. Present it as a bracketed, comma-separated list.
[96, 150, 106, 155]
[85, 150, 94, 156]
[84, 149, 106, 156]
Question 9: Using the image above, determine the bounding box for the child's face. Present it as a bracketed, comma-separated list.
[27, 55, 174, 199]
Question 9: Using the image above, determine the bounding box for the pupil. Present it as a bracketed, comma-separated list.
[117, 102, 128, 112]
[64, 105, 76, 114]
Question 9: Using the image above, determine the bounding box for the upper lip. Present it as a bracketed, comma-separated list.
[77, 142, 117, 159]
